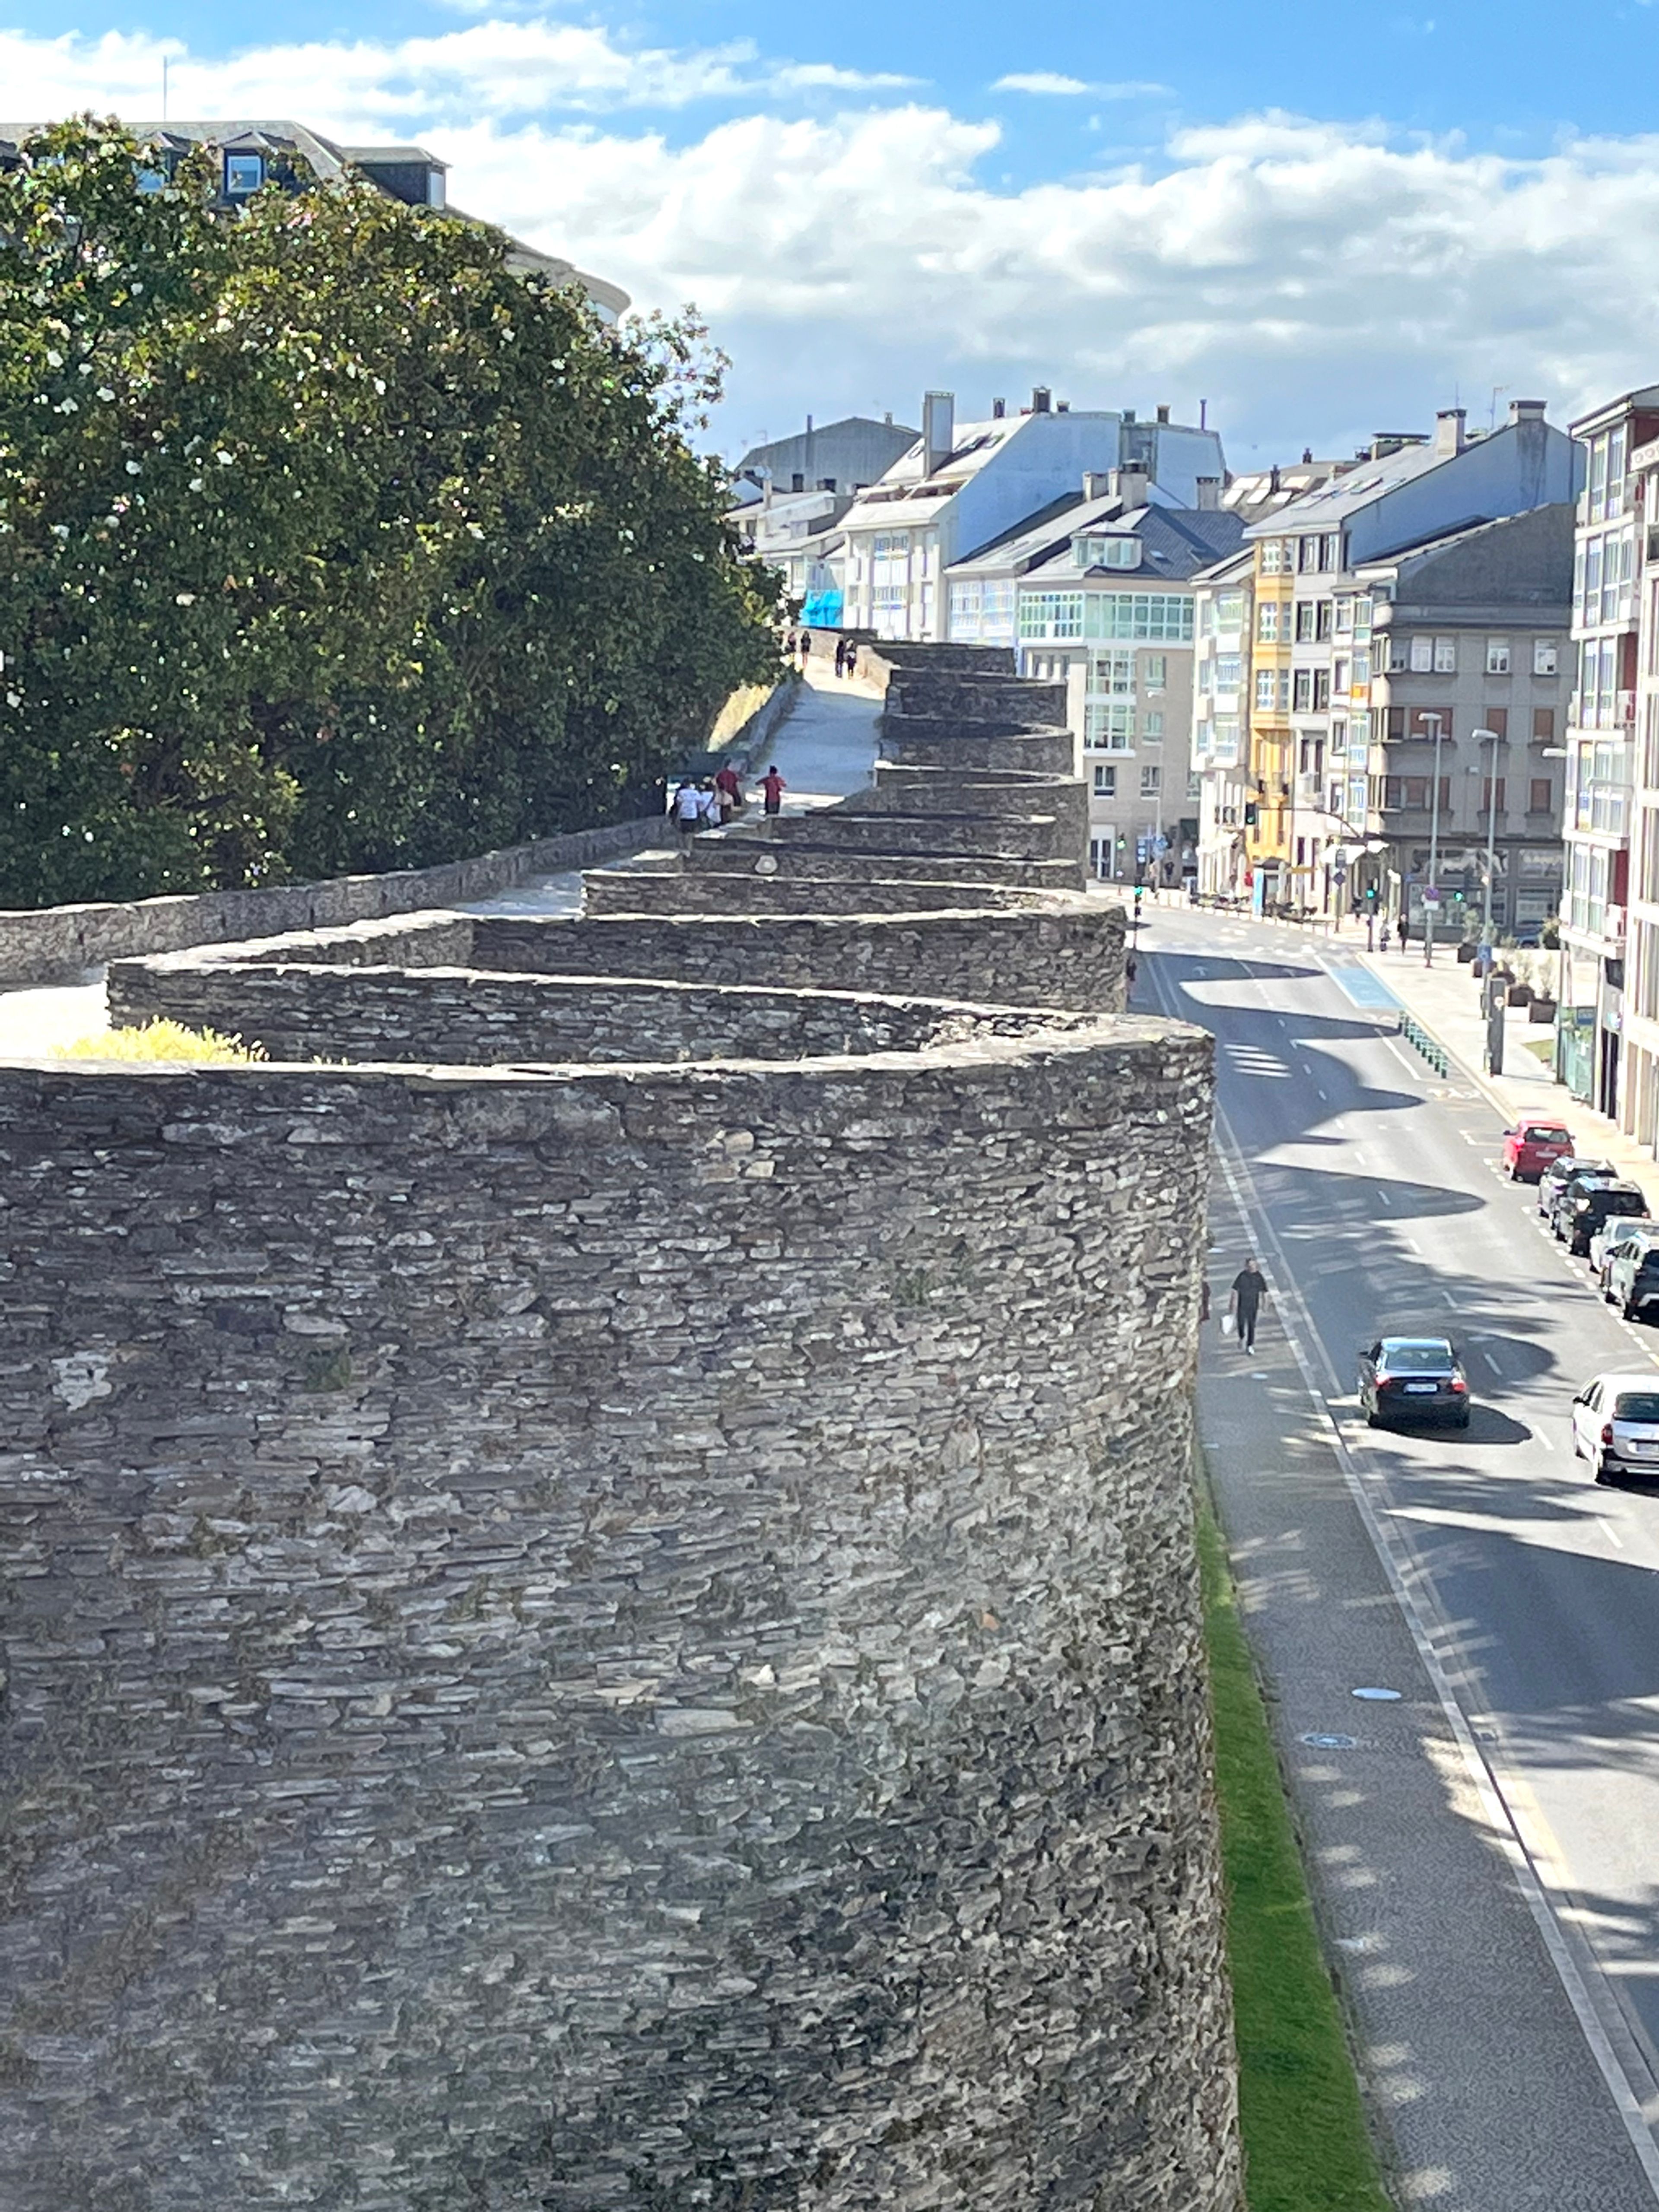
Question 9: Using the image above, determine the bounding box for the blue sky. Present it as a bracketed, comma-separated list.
[7, 0, 1659, 470]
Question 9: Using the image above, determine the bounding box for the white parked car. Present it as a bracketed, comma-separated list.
[1570, 1373, 1659, 1485]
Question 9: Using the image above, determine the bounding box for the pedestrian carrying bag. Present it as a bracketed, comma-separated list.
[1220, 1313, 1234, 1337]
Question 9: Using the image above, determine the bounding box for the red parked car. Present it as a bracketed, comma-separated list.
[1503, 1120, 1574, 1182]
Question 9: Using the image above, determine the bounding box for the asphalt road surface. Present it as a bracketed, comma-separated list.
[1145, 901, 1659, 2210]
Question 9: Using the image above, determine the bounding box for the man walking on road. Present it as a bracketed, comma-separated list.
[1229, 1259, 1268, 1353]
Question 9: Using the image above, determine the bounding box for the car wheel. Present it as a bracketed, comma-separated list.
[1366, 1410, 1381, 1429]
[1624, 1297, 1638, 1320]
[1595, 1457, 1615, 1487]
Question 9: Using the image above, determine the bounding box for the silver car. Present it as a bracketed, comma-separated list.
[1570, 1373, 1659, 1484]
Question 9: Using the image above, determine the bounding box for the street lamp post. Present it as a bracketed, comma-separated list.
[1471, 727, 1503, 948]
[1421, 712, 1444, 966]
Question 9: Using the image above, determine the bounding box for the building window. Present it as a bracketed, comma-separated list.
[1297, 536, 1319, 573]
[1140, 765, 1161, 797]
[872, 532, 910, 556]
[1316, 600, 1335, 641]
[1335, 597, 1354, 634]
[1353, 650, 1370, 686]
[1487, 638, 1511, 675]
[1084, 702, 1135, 750]
[1294, 601, 1316, 642]
[1216, 592, 1245, 633]
[1261, 539, 1287, 574]
[1529, 778, 1553, 814]
[1384, 634, 1408, 673]
[1093, 765, 1116, 797]
[1313, 669, 1331, 711]
[1091, 648, 1135, 695]
[1480, 778, 1506, 815]
[1257, 603, 1280, 644]
[1533, 706, 1555, 742]
[1081, 593, 1194, 643]
[1533, 638, 1558, 677]
[1433, 636, 1457, 673]
[1409, 635, 1433, 673]
[1408, 707, 1453, 739]
[1080, 536, 1142, 569]
[1299, 735, 1324, 775]
[872, 585, 907, 609]
[1332, 656, 1350, 694]
[1142, 653, 1167, 690]
[1187, 771, 1202, 800]
[224, 152, 264, 197]
[1255, 669, 1278, 711]
[1144, 710, 1164, 740]
[1214, 654, 1242, 691]
[1321, 533, 1342, 570]
[1293, 668, 1313, 711]
[1018, 590, 1085, 641]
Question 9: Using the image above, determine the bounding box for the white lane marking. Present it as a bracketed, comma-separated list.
[1600, 1517, 1625, 1551]
[1207, 1134, 1659, 2190]
[1482, 1350, 1505, 1376]
[1383, 1039, 1426, 1081]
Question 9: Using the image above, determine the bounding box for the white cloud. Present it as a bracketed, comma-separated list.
[9, 29, 1659, 459]
[992, 72, 1170, 98]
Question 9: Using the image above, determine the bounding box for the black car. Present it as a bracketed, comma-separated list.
[1562, 1179, 1649, 1257]
[1359, 1335, 1472, 1429]
[1547, 1166, 1620, 1240]
[1538, 1154, 1613, 1220]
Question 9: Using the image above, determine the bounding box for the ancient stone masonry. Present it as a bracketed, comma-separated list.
[0, 644, 1240, 2212]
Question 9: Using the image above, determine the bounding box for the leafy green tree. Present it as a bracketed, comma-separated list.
[0, 117, 782, 904]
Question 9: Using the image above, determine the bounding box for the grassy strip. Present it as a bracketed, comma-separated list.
[1197, 1483, 1395, 2212]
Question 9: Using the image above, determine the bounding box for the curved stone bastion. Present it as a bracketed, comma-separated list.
[0, 645, 1239, 2212]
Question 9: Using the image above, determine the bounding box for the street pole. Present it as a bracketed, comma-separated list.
[1422, 712, 1444, 967]
[1473, 726, 1501, 945]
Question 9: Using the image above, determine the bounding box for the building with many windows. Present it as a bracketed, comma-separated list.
[1566, 390, 1659, 1123]
[1192, 548, 1257, 898]
[955, 480, 1243, 879]
[842, 390, 1225, 641]
[0, 118, 630, 318]
[1356, 505, 1574, 942]
[1243, 404, 1579, 915]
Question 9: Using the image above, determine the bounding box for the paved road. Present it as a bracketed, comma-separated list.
[1143, 901, 1659, 2209]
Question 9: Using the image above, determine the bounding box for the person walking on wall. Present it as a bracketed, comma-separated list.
[833, 637, 847, 678]
[798, 629, 812, 670]
[714, 758, 743, 823]
[672, 779, 702, 845]
[1228, 1259, 1268, 1355]
[1396, 913, 1408, 954]
[760, 764, 787, 816]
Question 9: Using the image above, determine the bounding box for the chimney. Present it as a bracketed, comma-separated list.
[1195, 476, 1221, 511]
[1509, 398, 1547, 424]
[1157, 403, 1171, 425]
[992, 397, 1006, 418]
[1056, 399, 1069, 413]
[884, 411, 893, 424]
[1269, 464, 1281, 494]
[1111, 464, 1150, 513]
[1123, 408, 1136, 425]
[1434, 407, 1467, 457]
[1302, 446, 1313, 464]
[1083, 471, 1114, 501]
[1031, 385, 1052, 414]
[922, 389, 955, 478]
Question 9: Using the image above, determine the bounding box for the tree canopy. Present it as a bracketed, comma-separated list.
[0, 118, 783, 905]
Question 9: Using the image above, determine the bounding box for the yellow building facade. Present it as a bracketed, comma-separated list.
[1247, 534, 1296, 891]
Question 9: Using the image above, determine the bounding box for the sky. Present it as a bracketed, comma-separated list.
[6, 0, 1659, 470]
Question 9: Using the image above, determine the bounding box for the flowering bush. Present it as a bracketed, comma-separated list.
[0, 118, 782, 904]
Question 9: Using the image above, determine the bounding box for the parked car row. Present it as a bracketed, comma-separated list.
[1517, 1133, 1659, 1308]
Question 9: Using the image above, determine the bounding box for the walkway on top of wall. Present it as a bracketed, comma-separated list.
[762, 657, 882, 809]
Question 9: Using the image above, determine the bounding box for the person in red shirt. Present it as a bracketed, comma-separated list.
[714, 759, 743, 823]
[760, 765, 786, 816]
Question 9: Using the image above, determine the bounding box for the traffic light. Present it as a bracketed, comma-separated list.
[1365, 884, 1378, 905]
[1243, 802, 1259, 827]
[1133, 886, 1145, 914]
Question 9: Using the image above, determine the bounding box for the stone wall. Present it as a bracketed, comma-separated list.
[0, 644, 1238, 2212]
[578, 869, 1057, 917]
[685, 838, 1084, 889]
[0, 816, 672, 989]
[111, 904, 1127, 1026]
[106, 962, 1077, 1066]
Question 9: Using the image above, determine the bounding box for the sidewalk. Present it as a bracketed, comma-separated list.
[1353, 934, 1659, 1187]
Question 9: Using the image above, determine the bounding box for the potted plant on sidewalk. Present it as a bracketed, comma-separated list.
[1505, 950, 1536, 1008]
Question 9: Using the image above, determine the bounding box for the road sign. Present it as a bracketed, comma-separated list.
[1331, 860, 1348, 885]
[1153, 834, 1169, 856]
[1421, 886, 1441, 905]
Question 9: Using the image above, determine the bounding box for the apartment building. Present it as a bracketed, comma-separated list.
[843, 391, 1225, 641]
[955, 485, 1243, 879]
[1570, 390, 1659, 1124]
[1356, 505, 1574, 939]
[1243, 404, 1579, 914]
[0, 120, 630, 318]
[1192, 547, 1256, 897]
[728, 486, 852, 626]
